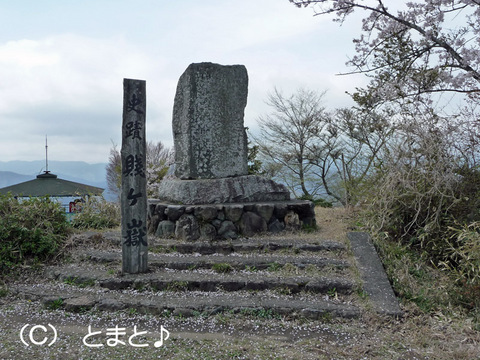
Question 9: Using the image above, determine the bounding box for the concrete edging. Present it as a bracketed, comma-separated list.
[348, 232, 403, 317]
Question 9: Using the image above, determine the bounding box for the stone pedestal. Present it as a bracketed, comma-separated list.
[157, 175, 290, 204]
[148, 200, 316, 241]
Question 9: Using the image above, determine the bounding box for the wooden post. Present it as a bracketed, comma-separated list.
[121, 78, 148, 273]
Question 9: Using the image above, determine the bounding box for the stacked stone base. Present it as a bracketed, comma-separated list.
[148, 200, 316, 241]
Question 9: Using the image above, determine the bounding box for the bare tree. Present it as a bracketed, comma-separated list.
[253, 88, 332, 199]
[311, 107, 394, 206]
[254, 87, 392, 205]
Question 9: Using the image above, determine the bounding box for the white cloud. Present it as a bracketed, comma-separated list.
[0, 0, 366, 164]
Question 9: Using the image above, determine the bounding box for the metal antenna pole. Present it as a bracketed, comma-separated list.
[45, 135, 49, 173]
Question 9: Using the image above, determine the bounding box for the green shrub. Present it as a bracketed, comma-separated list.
[0, 194, 69, 272]
[71, 197, 120, 229]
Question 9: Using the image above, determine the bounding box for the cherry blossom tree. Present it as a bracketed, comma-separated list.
[290, 1, 480, 271]
[290, 0, 480, 105]
[290, 0, 480, 187]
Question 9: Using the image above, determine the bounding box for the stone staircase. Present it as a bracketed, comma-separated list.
[11, 230, 402, 320]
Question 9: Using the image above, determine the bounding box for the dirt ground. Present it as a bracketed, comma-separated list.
[0, 207, 479, 359]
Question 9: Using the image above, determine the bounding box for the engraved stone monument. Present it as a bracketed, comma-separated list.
[154, 62, 315, 240]
[174, 62, 248, 179]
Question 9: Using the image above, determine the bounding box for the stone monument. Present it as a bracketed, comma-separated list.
[153, 62, 315, 240]
[174, 62, 248, 179]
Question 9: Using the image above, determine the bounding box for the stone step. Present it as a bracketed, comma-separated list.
[150, 238, 346, 255]
[45, 266, 356, 295]
[12, 283, 361, 320]
[78, 250, 351, 272]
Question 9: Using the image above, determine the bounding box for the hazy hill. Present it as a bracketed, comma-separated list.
[0, 171, 32, 188]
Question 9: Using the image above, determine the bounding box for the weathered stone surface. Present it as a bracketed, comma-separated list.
[175, 214, 200, 241]
[156, 220, 175, 237]
[64, 296, 96, 312]
[255, 203, 274, 223]
[158, 175, 290, 204]
[217, 220, 238, 239]
[97, 298, 126, 311]
[288, 202, 316, 219]
[200, 223, 217, 240]
[274, 203, 289, 219]
[155, 204, 168, 217]
[148, 214, 161, 234]
[194, 206, 218, 222]
[216, 208, 226, 221]
[212, 219, 222, 229]
[268, 218, 285, 233]
[224, 204, 244, 222]
[165, 205, 185, 221]
[173, 62, 249, 179]
[239, 212, 267, 237]
[173, 308, 196, 318]
[148, 201, 159, 218]
[284, 211, 301, 231]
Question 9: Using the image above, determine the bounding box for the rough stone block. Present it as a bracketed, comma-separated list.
[288, 201, 315, 219]
[224, 204, 244, 222]
[200, 223, 217, 240]
[284, 211, 301, 231]
[216, 210, 226, 221]
[173, 62, 249, 179]
[148, 215, 161, 234]
[268, 218, 285, 233]
[239, 211, 267, 237]
[175, 214, 200, 241]
[255, 203, 274, 223]
[218, 220, 238, 239]
[64, 296, 96, 312]
[155, 204, 167, 217]
[165, 205, 185, 221]
[156, 220, 175, 237]
[194, 205, 218, 222]
[274, 203, 289, 220]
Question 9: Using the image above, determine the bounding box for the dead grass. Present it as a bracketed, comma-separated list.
[313, 206, 357, 242]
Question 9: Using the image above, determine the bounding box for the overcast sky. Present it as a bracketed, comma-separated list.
[0, 0, 365, 164]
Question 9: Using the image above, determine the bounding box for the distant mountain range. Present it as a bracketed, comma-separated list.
[0, 160, 113, 199]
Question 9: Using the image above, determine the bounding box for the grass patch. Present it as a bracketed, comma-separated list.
[370, 232, 461, 313]
[239, 307, 278, 319]
[45, 297, 63, 311]
[63, 276, 95, 288]
[0, 287, 8, 297]
[212, 263, 233, 274]
[267, 262, 282, 272]
[166, 280, 189, 292]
